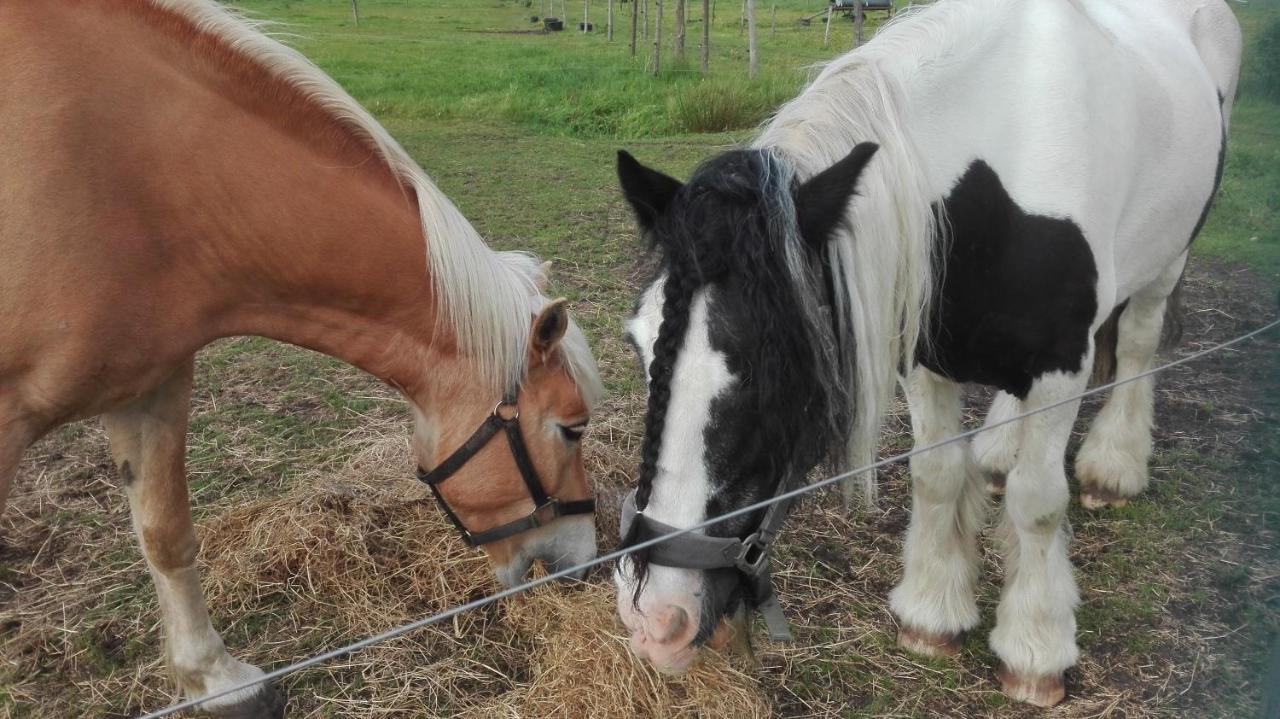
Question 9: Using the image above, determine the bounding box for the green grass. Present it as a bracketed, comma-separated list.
[1198, 2, 1280, 285]
[240, 0, 880, 137]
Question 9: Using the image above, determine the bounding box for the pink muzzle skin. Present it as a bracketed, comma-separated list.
[617, 587, 707, 675]
[616, 488, 796, 649]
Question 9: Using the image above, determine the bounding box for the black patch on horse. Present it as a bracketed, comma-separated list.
[919, 160, 1098, 398]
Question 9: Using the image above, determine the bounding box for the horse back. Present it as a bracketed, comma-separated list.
[907, 0, 1239, 393]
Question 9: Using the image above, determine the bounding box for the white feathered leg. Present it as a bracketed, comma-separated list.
[990, 366, 1089, 707]
[1076, 256, 1186, 509]
[891, 366, 986, 656]
[973, 390, 1021, 495]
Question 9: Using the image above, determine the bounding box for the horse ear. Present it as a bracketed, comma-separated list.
[795, 142, 879, 247]
[617, 150, 683, 232]
[532, 298, 569, 356]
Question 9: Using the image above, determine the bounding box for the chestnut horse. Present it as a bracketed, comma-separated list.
[0, 1, 602, 716]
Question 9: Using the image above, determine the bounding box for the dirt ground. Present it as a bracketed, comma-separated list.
[1, 257, 1277, 718]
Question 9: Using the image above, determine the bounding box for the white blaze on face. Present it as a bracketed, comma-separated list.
[615, 277, 738, 673]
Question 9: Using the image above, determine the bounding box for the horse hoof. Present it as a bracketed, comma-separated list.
[1079, 483, 1128, 510]
[898, 625, 961, 658]
[985, 472, 1006, 496]
[996, 663, 1065, 707]
[207, 681, 287, 719]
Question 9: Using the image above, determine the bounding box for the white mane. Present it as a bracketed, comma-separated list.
[148, 0, 602, 407]
[755, 9, 952, 502]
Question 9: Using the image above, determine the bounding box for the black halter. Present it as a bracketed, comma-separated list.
[416, 391, 594, 547]
[619, 484, 795, 642]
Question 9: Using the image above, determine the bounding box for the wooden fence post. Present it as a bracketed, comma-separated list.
[853, 0, 864, 46]
[771, 4, 776, 38]
[652, 0, 663, 76]
[631, 0, 639, 55]
[675, 0, 686, 61]
[643, 0, 650, 41]
[702, 0, 710, 73]
[583, 0, 589, 32]
[823, 4, 832, 48]
[351, 0, 359, 26]
[746, 0, 758, 78]
[608, 0, 614, 40]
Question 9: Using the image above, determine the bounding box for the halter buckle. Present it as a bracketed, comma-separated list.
[492, 399, 520, 422]
[530, 498, 562, 528]
[735, 532, 771, 575]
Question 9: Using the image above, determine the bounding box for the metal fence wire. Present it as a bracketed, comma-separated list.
[137, 315, 1280, 719]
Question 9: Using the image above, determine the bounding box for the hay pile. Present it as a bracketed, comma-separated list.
[197, 436, 772, 718]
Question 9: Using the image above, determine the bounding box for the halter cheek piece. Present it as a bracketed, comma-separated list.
[416, 391, 595, 547]
[619, 486, 795, 642]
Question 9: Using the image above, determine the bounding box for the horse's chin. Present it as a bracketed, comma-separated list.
[649, 647, 702, 676]
[629, 630, 702, 675]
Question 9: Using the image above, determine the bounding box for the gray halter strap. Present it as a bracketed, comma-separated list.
[619, 488, 794, 642]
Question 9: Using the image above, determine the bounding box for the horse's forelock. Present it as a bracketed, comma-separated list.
[637, 149, 855, 508]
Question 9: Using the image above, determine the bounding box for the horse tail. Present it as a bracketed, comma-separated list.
[1089, 272, 1185, 386]
[1158, 273, 1186, 353]
[1089, 301, 1126, 387]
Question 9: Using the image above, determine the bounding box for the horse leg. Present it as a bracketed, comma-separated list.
[890, 366, 985, 657]
[973, 391, 1021, 495]
[0, 429, 26, 519]
[103, 361, 284, 719]
[990, 364, 1091, 707]
[1076, 257, 1186, 509]
[0, 399, 40, 518]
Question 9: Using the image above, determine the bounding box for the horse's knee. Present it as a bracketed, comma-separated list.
[140, 521, 199, 572]
[908, 442, 974, 504]
[1004, 466, 1069, 535]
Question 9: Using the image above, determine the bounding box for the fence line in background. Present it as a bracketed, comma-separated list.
[137, 315, 1280, 719]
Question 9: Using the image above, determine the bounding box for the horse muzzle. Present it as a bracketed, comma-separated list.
[492, 512, 596, 587]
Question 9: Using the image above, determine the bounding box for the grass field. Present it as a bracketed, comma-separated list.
[2, 1, 1278, 717]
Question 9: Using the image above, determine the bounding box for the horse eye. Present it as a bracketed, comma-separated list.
[559, 422, 588, 442]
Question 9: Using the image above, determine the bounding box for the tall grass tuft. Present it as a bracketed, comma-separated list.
[669, 76, 796, 134]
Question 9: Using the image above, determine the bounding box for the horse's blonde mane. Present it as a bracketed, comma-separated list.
[146, 0, 602, 407]
[755, 10, 953, 502]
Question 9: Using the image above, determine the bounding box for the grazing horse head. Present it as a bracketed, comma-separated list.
[612, 145, 878, 672]
[412, 270, 604, 588]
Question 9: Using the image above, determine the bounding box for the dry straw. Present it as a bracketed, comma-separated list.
[195, 435, 771, 718]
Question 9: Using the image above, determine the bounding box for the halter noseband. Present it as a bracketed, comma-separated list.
[619, 485, 795, 642]
[416, 391, 594, 547]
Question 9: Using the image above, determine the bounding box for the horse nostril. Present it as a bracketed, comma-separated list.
[656, 606, 689, 643]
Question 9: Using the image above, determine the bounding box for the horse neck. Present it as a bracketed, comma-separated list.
[88, 5, 480, 403]
[202, 140, 469, 403]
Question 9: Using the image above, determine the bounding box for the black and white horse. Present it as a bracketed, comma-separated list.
[614, 0, 1241, 706]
